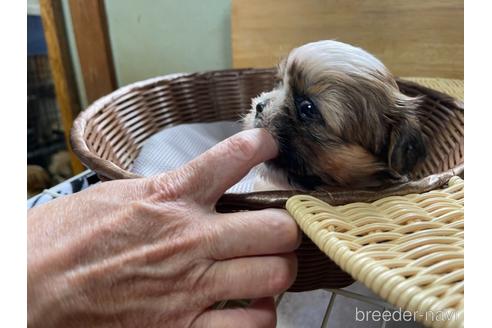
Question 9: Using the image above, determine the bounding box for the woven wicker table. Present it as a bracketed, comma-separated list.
[285, 77, 464, 328]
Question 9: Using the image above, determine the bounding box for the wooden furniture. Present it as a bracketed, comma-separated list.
[68, 0, 116, 104]
[232, 0, 463, 79]
[39, 0, 84, 173]
[39, 0, 116, 174]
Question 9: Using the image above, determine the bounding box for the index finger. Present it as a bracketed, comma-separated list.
[180, 128, 278, 205]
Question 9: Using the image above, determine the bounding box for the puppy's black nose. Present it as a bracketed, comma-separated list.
[256, 101, 265, 113]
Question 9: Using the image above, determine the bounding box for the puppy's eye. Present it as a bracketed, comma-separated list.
[295, 97, 319, 121]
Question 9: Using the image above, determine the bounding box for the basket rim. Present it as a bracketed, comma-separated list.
[71, 68, 277, 180]
[71, 68, 464, 207]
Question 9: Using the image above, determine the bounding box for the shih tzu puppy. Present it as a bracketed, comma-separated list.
[243, 40, 427, 191]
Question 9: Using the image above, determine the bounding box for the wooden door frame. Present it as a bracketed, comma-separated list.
[39, 0, 117, 174]
[40, 0, 84, 174]
[68, 0, 117, 104]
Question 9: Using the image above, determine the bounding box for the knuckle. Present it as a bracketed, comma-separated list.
[119, 200, 162, 232]
[128, 199, 152, 213]
[123, 197, 190, 233]
[127, 199, 167, 220]
[123, 200, 153, 223]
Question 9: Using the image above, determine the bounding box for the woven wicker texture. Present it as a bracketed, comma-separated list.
[71, 68, 464, 292]
[286, 176, 464, 328]
[72, 69, 463, 184]
[405, 78, 463, 101]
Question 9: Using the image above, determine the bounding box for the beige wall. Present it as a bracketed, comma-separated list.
[104, 0, 232, 86]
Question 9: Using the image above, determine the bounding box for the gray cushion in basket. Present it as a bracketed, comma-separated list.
[130, 121, 258, 193]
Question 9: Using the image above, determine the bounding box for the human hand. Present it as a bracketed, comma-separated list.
[28, 129, 300, 327]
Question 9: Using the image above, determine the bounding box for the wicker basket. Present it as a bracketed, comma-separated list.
[287, 176, 464, 328]
[71, 68, 463, 292]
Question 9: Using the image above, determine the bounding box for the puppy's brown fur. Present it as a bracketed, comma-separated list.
[243, 40, 426, 190]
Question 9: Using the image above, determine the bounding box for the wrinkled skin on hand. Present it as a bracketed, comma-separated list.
[27, 129, 300, 328]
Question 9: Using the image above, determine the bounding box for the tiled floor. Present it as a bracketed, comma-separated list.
[276, 283, 425, 328]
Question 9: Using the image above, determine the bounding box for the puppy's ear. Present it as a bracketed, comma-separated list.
[387, 95, 427, 175]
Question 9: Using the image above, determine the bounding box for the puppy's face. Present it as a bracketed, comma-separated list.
[243, 40, 426, 189]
